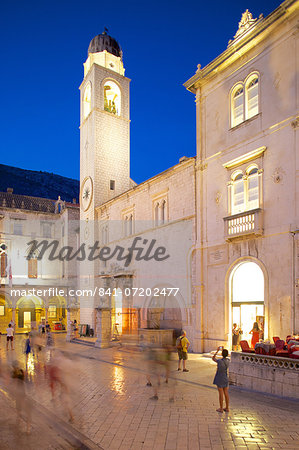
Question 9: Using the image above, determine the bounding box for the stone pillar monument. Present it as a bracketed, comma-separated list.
[95, 307, 111, 348]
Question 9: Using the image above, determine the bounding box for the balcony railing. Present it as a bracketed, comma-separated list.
[223, 208, 263, 240]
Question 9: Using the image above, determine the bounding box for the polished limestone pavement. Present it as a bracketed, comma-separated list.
[0, 334, 298, 450]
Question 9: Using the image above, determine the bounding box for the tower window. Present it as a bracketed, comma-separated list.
[110, 180, 115, 190]
[104, 80, 121, 116]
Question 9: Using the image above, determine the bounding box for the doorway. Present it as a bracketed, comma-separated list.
[24, 311, 31, 329]
[231, 261, 264, 345]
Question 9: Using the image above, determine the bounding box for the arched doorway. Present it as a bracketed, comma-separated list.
[16, 296, 44, 331]
[48, 296, 67, 330]
[0, 293, 12, 334]
[230, 261, 265, 345]
[147, 294, 183, 332]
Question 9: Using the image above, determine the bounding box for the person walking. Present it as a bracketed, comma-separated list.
[177, 330, 190, 372]
[212, 346, 230, 413]
[6, 323, 14, 350]
[24, 333, 31, 368]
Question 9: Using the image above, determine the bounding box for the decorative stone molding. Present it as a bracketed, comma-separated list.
[238, 352, 299, 370]
[291, 117, 299, 128]
[215, 191, 222, 205]
[234, 10, 258, 39]
[197, 162, 207, 171]
[272, 167, 285, 184]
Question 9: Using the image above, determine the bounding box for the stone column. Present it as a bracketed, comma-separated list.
[12, 307, 16, 332]
[95, 308, 111, 348]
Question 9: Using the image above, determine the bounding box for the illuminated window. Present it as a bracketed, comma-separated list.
[104, 80, 121, 115]
[247, 166, 259, 210]
[48, 305, 57, 318]
[232, 172, 245, 214]
[0, 305, 4, 316]
[231, 73, 259, 127]
[83, 83, 91, 119]
[231, 86, 244, 127]
[230, 165, 261, 215]
[245, 76, 259, 119]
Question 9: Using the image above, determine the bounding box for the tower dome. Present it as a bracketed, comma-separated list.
[88, 29, 122, 59]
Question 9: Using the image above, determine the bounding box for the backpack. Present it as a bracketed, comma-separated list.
[176, 336, 183, 350]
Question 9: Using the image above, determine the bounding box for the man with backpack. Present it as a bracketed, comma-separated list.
[176, 330, 190, 372]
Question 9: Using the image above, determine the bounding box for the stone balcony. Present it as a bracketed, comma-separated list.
[223, 208, 263, 241]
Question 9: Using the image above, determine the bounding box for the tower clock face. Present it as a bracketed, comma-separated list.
[80, 176, 93, 211]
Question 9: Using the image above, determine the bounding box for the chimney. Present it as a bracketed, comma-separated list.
[7, 188, 13, 194]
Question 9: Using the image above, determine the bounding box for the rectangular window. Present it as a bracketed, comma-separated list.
[48, 305, 57, 318]
[232, 89, 244, 127]
[110, 180, 115, 190]
[247, 84, 258, 119]
[42, 222, 52, 238]
[248, 175, 259, 210]
[1, 253, 7, 277]
[0, 305, 4, 316]
[13, 219, 23, 235]
[28, 258, 37, 279]
[232, 180, 245, 214]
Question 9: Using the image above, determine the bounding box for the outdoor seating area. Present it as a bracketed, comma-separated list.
[240, 335, 299, 359]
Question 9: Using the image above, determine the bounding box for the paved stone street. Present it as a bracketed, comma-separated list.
[0, 334, 299, 450]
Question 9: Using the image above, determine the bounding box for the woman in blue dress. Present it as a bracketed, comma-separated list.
[24, 333, 31, 368]
[212, 346, 230, 412]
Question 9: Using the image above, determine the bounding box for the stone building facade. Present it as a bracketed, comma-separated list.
[184, 0, 299, 351]
[80, 0, 299, 351]
[0, 190, 80, 334]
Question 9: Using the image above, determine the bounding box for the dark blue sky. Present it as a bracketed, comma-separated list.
[0, 0, 281, 184]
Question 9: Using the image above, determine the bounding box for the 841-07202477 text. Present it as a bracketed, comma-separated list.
[97, 287, 180, 297]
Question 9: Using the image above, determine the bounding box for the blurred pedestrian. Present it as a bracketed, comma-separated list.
[176, 330, 190, 372]
[73, 320, 78, 338]
[46, 328, 54, 349]
[212, 346, 230, 413]
[46, 351, 74, 422]
[6, 323, 14, 350]
[24, 333, 31, 368]
[11, 361, 32, 433]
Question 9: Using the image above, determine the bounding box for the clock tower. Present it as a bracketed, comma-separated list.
[79, 30, 131, 327]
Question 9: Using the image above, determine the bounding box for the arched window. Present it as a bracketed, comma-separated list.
[104, 80, 121, 116]
[232, 172, 245, 214]
[128, 214, 133, 235]
[161, 200, 166, 224]
[247, 166, 259, 210]
[229, 165, 261, 215]
[231, 85, 244, 127]
[83, 83, 91, 119]
[245, 75, 259, 119]
[154, 203, 159, 226]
